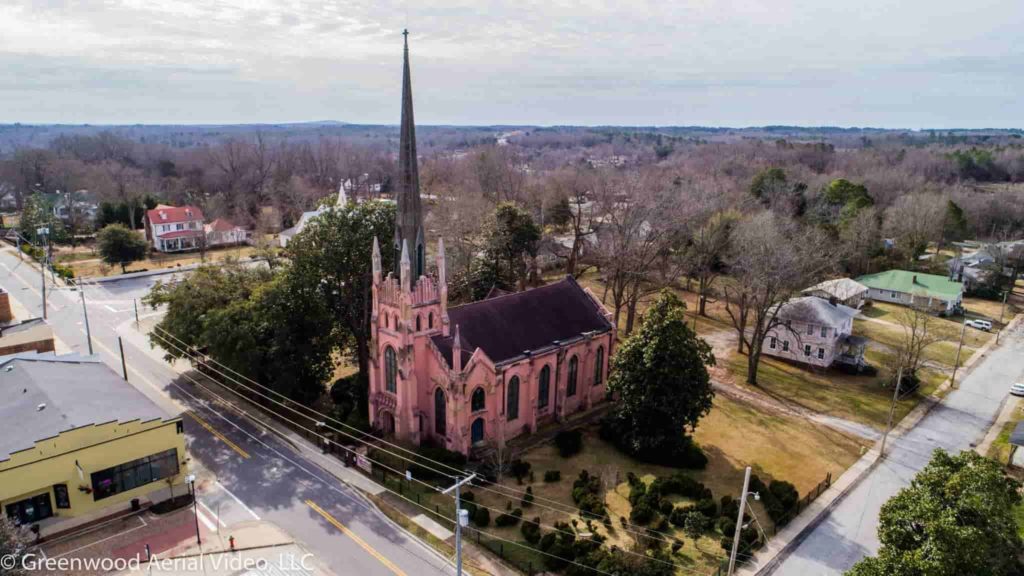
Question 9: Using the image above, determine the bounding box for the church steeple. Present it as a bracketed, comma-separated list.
[395, 29, 425, 279]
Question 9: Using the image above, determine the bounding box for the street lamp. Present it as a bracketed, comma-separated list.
[187, 474, 201, 545]
[728, 466, 761, 575]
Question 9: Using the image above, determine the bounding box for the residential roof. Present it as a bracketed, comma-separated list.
[280, 209, 324, 239]
[207, 218, 243, 232]
[147, 205, 204, 225]
[0, 353, 176, 462]
[777, 296, 859, 327]
[432, 276, 612, 367]
[802, 278, 869, 301]
[857, 270, 963, 301]
[156, 229, 204, 240]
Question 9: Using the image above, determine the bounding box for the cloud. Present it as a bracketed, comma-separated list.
[0, 0, 1020, 127]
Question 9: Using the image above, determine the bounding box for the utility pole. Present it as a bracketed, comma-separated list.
[728, 466, 753, 575]
[188, 474, 201, 545]
[880, 364, 904, 458]
[997, 289, 1009, 344]
[951, 315, 966, 388]
[441, 473, 477, 576]
[118, 336, 128, 381]
[36, 227, 50, 319]
[134, 298, 140, 327]
[79, 283, 93, 355]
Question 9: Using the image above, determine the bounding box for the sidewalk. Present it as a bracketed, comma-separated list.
[742, 312, 1022, 576]
[117, 521, 335, 576]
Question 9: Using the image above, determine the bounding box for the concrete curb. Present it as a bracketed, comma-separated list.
[82, 257, 267, 284]
[748, 313, 1021, 575]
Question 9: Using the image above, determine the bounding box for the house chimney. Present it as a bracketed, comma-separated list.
[828, 296, 838, 307]
[912, 274, 918, 284]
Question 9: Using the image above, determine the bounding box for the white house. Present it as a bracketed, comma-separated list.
[205, 218, 251, 247]
[144, 205, 205, 253]
[801, 278, 869, 309]
[764, 297, 866, 368]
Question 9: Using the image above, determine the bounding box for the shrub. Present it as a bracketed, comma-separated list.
[694, 498, 717, 519]
[510, 459, 532, 483]
[554, 429, 583, 458]
[683, 511, 711, 539]
[630, 501, 655, 525]
[716, 516, 735, 536]
[766, 480, 800, 524]
[572, 470, 606, 517]
[495, 508, 523, 527]
[671, 540, 683, 554]
[409, 442, 467, 482]
[521, 486, 535, 508]
[460, 491, 477, 518]
[473, 507, 490, 527]
[543, 470, 561, 483]
[720, 495, 738, 520]
[659, 499, 674, 517]
[669, 506, 688, 527]
[521, 516, 542, 544]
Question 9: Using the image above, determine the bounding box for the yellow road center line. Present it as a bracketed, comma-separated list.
[187, 410, 251, 459]
[305, 499, 408, 576]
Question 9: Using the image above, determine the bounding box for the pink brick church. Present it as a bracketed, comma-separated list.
[367, 33, 616, 456]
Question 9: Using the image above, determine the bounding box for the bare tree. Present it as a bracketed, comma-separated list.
[684, 210, 739, 316]
[544, 167, 597, 277]
[593, 169, 684, 334]
[723, 212, 836, 385]
[893, 301, 943, 380]
[840, 205, 882, 276]
[884, 194, 945, 264]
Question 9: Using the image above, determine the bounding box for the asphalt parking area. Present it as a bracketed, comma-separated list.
[27, 507, 211, 575]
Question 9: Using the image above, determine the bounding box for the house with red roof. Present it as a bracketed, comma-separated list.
[144, 205, 205, 252]
[205, 218, 251, 247]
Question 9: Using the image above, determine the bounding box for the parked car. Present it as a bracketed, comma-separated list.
[1011, 382, 1024, 397]
[965, 319, 993, 331]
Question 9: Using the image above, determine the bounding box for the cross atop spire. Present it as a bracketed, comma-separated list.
[394, 29, 425, 279]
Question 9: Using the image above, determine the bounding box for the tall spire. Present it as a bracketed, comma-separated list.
[395, 29, 425, 279]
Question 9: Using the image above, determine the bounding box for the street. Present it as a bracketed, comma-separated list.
[771, 320, 1024, 575]
[0, 248, 454, 576]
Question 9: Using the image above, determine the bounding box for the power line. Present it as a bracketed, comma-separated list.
[155, 349, 694, 576]
[152, 325, 728, 554]
[153, 326, 709, 551]
[150, 330, 718, 576]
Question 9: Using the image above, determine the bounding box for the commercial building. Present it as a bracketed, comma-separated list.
[0, 353, 187, 534]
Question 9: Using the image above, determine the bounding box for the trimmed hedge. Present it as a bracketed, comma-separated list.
[554, 429, 583, 458]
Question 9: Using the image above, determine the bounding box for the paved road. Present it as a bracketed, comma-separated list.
[0, 249, 453, 576]
[771, 322, 1024, 575]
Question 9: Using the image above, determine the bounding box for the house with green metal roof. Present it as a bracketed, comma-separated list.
[856, 269, 963, 315]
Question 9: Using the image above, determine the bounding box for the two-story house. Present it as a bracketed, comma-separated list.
[144, 205, 205, 253]
[763, 297, 866, 368]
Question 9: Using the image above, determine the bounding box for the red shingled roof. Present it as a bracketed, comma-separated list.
[207, 218, 241, 232]
[431, 276, 612, 367]
[147, 205, 204, 225]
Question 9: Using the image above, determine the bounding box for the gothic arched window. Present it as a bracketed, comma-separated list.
[507, 376, 519, 421]
[428, 312, 434, 329]
[471, 387, 486, 412]
[434, 388, 446, 436]
[384, 346, 397, 393]
[538, 365, 551, 409]
[567, 355, 578, 397]
[594, 346, 605, 386]
[416, 315, 422, 331]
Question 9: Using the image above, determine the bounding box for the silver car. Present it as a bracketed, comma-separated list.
[1011, 382, 1024, 397]
[965, 319, 993, 331]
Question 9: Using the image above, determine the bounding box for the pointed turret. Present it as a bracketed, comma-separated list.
[400, 239, 412, 292]
[394, 29, 425, 280]
[452, 324, 462, 372]
[437, 237, 450, 336]
[372, 236, 382, 284]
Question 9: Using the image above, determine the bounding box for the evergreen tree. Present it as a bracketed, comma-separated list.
[602, 290, 715, 467]
[847, 449, 1024, 576]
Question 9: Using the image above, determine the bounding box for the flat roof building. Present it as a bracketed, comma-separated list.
[0, 352, 187, 535]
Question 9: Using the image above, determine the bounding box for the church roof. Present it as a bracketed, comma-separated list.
[431, 276, 612, 368]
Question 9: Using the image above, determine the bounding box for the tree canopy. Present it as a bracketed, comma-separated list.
[96, 223, 148, 273]
[847, 449, 1024, 576]
[602, 290, 715, 467]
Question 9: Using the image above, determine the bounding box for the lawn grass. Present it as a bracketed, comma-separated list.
[70, 245, 260, 277]
[987, 397, 1024, 465]
[451, 395, 865, 575]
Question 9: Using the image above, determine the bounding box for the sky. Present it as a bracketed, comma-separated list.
[0, 0, 1021, 128]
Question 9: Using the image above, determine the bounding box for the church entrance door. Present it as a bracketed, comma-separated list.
[471, 418, 485, 445]
[381, 411, 396, 436]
